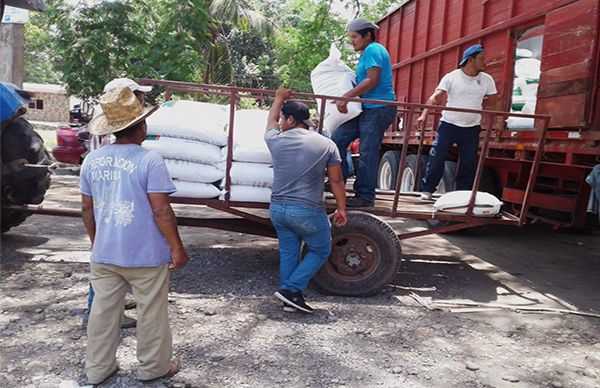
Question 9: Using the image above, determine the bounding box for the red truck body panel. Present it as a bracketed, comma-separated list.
[379, 0, 599, 130]
[377, 0, 600, 226]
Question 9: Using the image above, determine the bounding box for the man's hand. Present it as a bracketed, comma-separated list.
[169, 246, 189, 270]
[336, 100, 348, 114]
[331, 209, 348, 227]
[415, 114, 427, 129]
[275, 88, 292, 100]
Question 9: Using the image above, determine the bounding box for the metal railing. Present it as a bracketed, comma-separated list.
[138, 79, 550, 227]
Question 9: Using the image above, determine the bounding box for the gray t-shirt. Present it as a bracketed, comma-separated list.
[265, 127, 341, 210]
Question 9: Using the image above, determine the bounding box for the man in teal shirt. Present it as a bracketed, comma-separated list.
[333, 17, 397, 207]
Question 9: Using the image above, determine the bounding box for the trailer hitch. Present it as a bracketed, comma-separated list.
[1, 159, 59, 176]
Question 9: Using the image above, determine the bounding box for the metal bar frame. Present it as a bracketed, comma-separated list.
[16, 80, 550, 240]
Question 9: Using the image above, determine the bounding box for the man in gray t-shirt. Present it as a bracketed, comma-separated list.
[265, 88, 347, 314]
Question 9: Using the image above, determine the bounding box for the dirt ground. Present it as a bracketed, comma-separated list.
[1, 175, 600, 388]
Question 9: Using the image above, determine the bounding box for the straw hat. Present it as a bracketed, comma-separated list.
[89, 87, 158, 136]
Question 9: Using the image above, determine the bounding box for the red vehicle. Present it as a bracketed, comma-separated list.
[51, 103, 93, 164]
[375, 0, 599, 227]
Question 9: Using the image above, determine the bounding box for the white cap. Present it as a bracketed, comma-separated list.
[103, 78, 152, 93]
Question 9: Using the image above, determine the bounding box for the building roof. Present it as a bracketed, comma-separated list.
[23, 82, 67, 94]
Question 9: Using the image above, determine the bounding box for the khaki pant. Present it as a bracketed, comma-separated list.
[85, 262, 172, 384]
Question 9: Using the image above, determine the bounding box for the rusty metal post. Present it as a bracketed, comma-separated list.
[318, 98, 327, 134]
[465, 114, 494, 223]
[414, 118, 427, 192]
[224, 90, 236, 202]
[519, 116, 549, 226]
[392, 108, 414, 217]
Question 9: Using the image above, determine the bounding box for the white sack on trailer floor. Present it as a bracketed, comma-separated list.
[228, 162, 273, 188]
[433, 191, 502, 216]
[146, 100, 229, 146]
[142, 136, 225, 165]
[170, 180, 223, 199]
[225, 185, 271, 203]
[165, 159, 225, 183]
[311, 44, 362, 134]
[232, 109, 272, 163]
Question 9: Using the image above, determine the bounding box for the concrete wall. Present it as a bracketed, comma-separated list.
[23, 92, 70, 123]
[0, 23, 25, 87]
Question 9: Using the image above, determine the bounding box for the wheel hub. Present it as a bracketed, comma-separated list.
[327, 233, 381, 280]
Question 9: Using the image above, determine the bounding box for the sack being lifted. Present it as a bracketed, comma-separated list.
[311, 44, 362, 134]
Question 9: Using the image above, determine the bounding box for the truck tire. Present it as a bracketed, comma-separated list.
[1, 117, 52, 233]
[377, 150, 400, 190]
[399, 154, 428, 192]
[312, 211, 402, 296]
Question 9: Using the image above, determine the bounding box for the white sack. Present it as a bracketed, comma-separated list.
[520, 83, 539, 97]
[521, 98, 537, 114]
[231, 109, 272, 163]
[506, 116, 535, 129]
[515, 58, 541, 79]
[165, 159, 225, 183]
[142, 136, 225, 165]
[226, 185, 271, 203]
[433, 190, 502, 216]
[146, 100, 229, 146]
[311, 44, 362, 133]
[170, 180, 223, 199]
[516, 48, 533, 58]
[228, 162, 273, 188]
[511, 94, 527, 110]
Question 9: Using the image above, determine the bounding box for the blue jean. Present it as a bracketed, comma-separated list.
[332, 105, 397, 203]
[422, 121, 481, 193]
[269, 203, 332, 293]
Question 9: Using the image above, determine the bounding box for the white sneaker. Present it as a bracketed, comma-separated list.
[282, 303, 297, 313]
[420, 192, 433, 201]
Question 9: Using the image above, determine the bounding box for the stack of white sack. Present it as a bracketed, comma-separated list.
[144, 100, 229, 198]
[223, 109, 273, 203]
[311, 44, 362, 135]
[508, 56, 541, 129]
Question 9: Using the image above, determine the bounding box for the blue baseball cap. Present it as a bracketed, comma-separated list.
[459, 44, 484, 67]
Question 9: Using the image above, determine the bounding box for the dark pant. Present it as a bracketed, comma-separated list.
[332, 105, 397, 203]
[421, 121, 481, 193]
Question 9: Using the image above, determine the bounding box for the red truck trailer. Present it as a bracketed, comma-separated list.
[375, 0, 600, 227]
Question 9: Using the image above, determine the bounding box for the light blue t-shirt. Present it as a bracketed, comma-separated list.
[80, 144, 176, 268]
[356, 42, 396, 109]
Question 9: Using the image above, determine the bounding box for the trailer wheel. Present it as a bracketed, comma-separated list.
[377, 150, 400, 190]
[1, 118, 52, 233]
[312, 211, 402, 296]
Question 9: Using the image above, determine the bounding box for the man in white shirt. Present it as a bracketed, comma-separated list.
[415, 44, 500, 200]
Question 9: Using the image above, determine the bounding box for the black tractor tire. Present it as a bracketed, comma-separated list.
[1, 117, 52, 233]
[377, 150, 400, 190]
[312, 211, 402, 296]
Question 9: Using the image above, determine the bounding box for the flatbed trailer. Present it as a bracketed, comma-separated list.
[4, 81, 549, 296]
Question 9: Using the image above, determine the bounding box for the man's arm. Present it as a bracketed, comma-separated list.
[81, 194, 96, 245]
[148, 193, 188, 269]
[415, 89, 445, 129]
[326, 164, 347, 227]
[266, 88, 293, 130]
[336, 67, 381, 114]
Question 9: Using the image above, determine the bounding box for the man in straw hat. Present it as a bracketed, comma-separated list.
[86, 78, 154, 329]
[80, 87, 187, 384]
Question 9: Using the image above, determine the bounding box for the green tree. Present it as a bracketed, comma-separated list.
[205, 0, 276, 85]
[274, 0, 348, 93]
[43, 0, 211, 99]
[24, 12, 60, 84]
